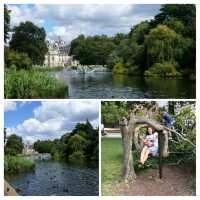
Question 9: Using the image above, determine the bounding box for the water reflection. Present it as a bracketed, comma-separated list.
[55, 70, 195, 99]
[8, 160, 99, 196]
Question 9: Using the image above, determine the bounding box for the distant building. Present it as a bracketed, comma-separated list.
[44, 37, 79, 67]
[23, 141, 38, 155]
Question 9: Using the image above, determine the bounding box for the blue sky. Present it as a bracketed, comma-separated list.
[4, 101, 99, 142]
[8, 4, 161, 43]
[5, 102, 40, 127]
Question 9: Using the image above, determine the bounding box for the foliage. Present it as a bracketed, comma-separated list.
[9, 21, 48, 65]
[145, 25, 184, 66]
[173, 105, 196, 161]
[34, 140, 54, 153]
[144, 62, 181, 77]
[4, 5, 10, 43]
[70, 5, 195, 78]
[5, 134, 23, 156]
[33, 121, 99, 164]
[5, 69, 67, 98]
[101, 101, 159, 124]
[70, 35, 116, 65]
[4, 155, 35, 175]
[68, 151, 86, 164]
[5, 49, 32, 70]
[113, 62, 126, 74]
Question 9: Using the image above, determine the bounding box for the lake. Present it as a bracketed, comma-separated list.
[54, 70, 196, 99]
[8, 160, 99, 196]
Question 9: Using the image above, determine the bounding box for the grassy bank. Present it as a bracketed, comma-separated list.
[5, 69, 68, 98]
[4, 155, 35, 175]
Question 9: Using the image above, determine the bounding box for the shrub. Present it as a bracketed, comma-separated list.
[144, 62, 182, 77]
[5, 69, 68, 98]
[113, 62, 126, 74]
[68, 151, 86, 164]
[5, 49, 32, 70]
[4, 155, 35, 175]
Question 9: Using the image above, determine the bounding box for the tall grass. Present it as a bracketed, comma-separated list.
[4, 155, 35, 175]
[5, 69, 68, 98]
[34, 66, 64, 72]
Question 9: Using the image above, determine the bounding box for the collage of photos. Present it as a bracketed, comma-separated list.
[2, 2, 197, 198]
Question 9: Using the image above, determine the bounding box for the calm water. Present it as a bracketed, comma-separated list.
[54, 70, 196, 99]
[9, 160, 99, 196]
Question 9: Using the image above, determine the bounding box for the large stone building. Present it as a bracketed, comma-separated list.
[44, 37, 79, 67]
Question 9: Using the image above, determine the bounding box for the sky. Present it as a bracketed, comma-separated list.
[7, 4, 161, 43]
[4, 101, 99, 143]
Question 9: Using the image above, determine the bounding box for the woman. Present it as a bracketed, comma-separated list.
[140, 127, 158, 165]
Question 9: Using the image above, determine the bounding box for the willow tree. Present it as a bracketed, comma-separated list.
[145, 25, 183, 67]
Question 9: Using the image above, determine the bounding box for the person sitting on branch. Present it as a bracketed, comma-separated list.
[140, 127, 158, 165]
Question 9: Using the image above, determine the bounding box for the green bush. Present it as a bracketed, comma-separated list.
[113, 62, 126, 74]
[68, 151, 86, 164]
[144, 62, 182, 77]
[4, 155, 35, 175]
[5, 69, 68, 98]
[5, 49, 32, 70]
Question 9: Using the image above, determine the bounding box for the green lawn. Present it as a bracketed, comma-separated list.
[101, 138, 123, 188]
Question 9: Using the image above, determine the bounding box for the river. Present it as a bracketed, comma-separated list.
[54, 70, 195, 99]
[8, 160, 99, 196]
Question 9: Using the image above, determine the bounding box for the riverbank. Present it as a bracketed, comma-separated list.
[4, 155, 35, 175]
[5, 69, 68, 98]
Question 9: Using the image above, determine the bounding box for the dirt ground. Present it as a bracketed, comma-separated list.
[104, 164, 195, 196]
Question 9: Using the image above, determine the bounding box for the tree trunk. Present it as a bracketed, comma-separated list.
[119, 118, 136, 181]
[119, 115, 172, 181]
[161, 130, 169, 157]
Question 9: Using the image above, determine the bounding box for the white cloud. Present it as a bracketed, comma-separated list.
[8, 101, 99, 142]
[8, 4, 160, 43]
[4, 102, 17, 112]
[8, 5, 44, 27]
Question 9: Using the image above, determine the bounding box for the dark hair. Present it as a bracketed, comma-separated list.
[146, 127, 155, 135]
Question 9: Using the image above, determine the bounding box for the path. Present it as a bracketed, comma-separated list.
[4, 180, 18, 196]
[102, 128, 121, 138]
[104, 164, 195, 196]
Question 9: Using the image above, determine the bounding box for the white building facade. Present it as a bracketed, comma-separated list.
[44, 37, 79, 67]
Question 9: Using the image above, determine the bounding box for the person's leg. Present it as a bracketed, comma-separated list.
[140, 146, 149, 164]
[141, 148, 150, 164]
[140, 146, 147, 163]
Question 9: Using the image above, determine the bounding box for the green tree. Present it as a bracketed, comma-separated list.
[4, 5, 10, 43]
[153, 4, 196, 38]
[10, 21, 48, 65]
[5, 49, 32, 69]
[5, 134, 24, 155]
[66, 134, 88, 154]
[33, 140, 54, 153]
[145, 25, 183, 67]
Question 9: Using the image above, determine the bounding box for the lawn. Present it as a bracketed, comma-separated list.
[101, 138, 123, 192]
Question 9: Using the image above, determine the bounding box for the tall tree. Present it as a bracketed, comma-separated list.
[5, 134, 24, 155]
[4, 5, 10, 43]
[10, 21, 48, 65]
